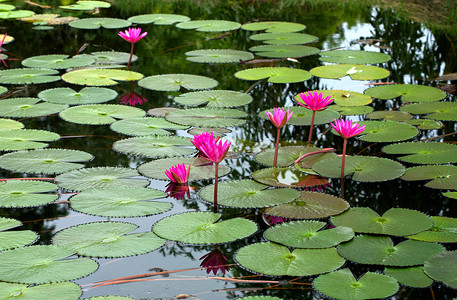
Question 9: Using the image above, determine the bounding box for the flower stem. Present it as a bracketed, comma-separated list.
[213, 162, 219, 213]
[127, 42, 134, 67]
[341, 138, 347, 198]
[273, 127, 280, 167]
[308, 111, 316, 144]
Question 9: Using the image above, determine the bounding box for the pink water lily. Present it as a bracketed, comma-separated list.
[118, 27, 147, 67]
[265, 107, 293, 129]
[165, 163, 191, 184]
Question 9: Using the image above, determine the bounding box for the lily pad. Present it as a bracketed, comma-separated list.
[403, 119, 444, 130]
[138, 74, 218, 91]
[89, 51, 138, 65]
[235, 242, 344, 276]
[234, 67, 311, 84]
[174, 90, 252, 107]
[128, 13, 190, 25]
[22, 54, 94, 69]
[0, 34, 14, 44]
[0, 68, 60, 84]
[53, 221, 165, 258]
[424, 251, 457, 288]
[310, 64, 390, 80]
[364, 84, 446, 102]
[0, 86, 7, 96]
[384, 266, 433, 288]
[62, 69, 143, 86]
[251, 166, 330, 188]
[0, 10, 35, 19]
[355, 120, 419, 142]
[165, 108, 247, 127]
[250, 32, 318, 45]
[61, 0, 111, 10]
[249, 45, 320, 58]
[242, 21, 306, 33]
[0, 118, 24, 130]
[69, 17, 131, 29]
[331, 207, 433, 236]
[110, 117, 189, 136]
[0, 217, 37, 250]
[329, 105, 374, 115]
[188, 127, 231, 137]
[382, 142, 457, 164]
[406, 216, 457, 243]
[0, 282, 82, 300]
[38, 87, 118, 105]
[0, 180, 58, 208]
[255, 145, 336, 167]
[176, 20, 241, 32]
[59, 104, 146, 125]
[401, 165, 457, 189]
[0, 245, 98, 284]
[69, 187, 171, 217]
[365, 110, 413, 121]
[261, 106, 339, 127]
[0, 98, 67, 118]
[185, 49, 254, 63]
[153, 212, 257, 244]
[400, 102, 457, 121]
[0, 129, 60, 151]
[295, 90, 372, 107]
[318, 50, 391, 64]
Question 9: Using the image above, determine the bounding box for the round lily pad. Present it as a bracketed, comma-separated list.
[331, 207, 433, 236]
[0, 282, 82, 300]
[69, 17, 131, 29]
[329, 105, 374, 115]
[69, 187, 171, 217]
[128, 13, 190, 25]
[0, 118, 23, 130]
[384, 266, 433, 288]
[38, 87, 118, 105]
[235, 242, 345, 276]
[295, 90, 372, 107]
[382, 142, 457, 164]
[165, 108, 247, 127]
[138, 74, 218, 91]
[112, 135, 196, 158]
[174, 90, 252, 108]
[406, 216, 457, 243]
[424, 251, 457, 288]
[176, 20, 241, 32]
[242, 21, 306, 33]
[185, 49, 254, 63]
[0, 129, 60, 151]
[401, 165, 457, 189]
[365, 110, 413, 121]
[22, 54, 94, 69]
[313, 156, 405, 182]
[188, 127, 231, 137]
[255, 145, 336, 168]
[264, 220, 354, 248]
[0, 148, 93, 174]
[250, 32, 318, 45]
[318, 50, 391, 64]
[0, 217, 37, 250]
[249, 45, 320, 58]
[234, 67, 311, 84]
[0, 10, 35, 19]
[251, 166, 329, 188]
[0, 68, 60, 84]
[0, 98, 67, 118]
[147, 107, 180, 117]
[0, 245, 98, 284]
[110, 117, 189, 136]
[60, 0, 111, 10]
[403, 119, 444, 130]
[53, 221, 165, 258]
[89, 51, 138, 65]
[199, 179, 300, 208]
[310, 64, 390, 80]
[138, 157, 231, 181]
[400, 102, 457, 121]
[55, 167, 149, 191]
[62, 69, 143, 86]
[59, 104, 146, 125]
[314, 268, 399, 300]
[153, 212, 257, 244]
[365, 84, 446, 102]
[355, 120, 418, 142]
[261, 106, 339, 127]
[265, 191, 350, 219]
[0, 180, 58, 208]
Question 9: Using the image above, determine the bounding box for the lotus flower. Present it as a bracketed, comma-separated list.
[199, 249, 230, 275]
[120, 91, 148, 106]
[165, 163, 191, 184]
[118, 27, 147, 67]
[266, 108, 293, 167]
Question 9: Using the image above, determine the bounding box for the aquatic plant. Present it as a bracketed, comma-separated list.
[118, 27, 147, 67]
[265, 107, 293, 167]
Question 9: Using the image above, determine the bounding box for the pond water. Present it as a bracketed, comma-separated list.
[1, 0, 457, 299]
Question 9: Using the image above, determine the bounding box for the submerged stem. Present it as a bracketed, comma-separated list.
[273, 127, 280, 167]
[214, 162, 219, 213]
[341, 138, 347, 198]
[308, 111, 316, 144]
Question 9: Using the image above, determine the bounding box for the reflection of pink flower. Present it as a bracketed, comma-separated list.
[120, 91, 147, 106]
[330, 119, 365, 139]
[199, 249, 230, 275]
[0, 33, 8, 67]
[190, 132, 231, 164]
[264, 215, 290, 226]
[118, 27, 147, 43]
[298, 91, 333, 111]
[266, 107, 293, 129]
[165, 163, 190, 184]
[165, 182, 191, 200]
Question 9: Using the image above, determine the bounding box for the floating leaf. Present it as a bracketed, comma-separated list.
[188, 127, 231, 136]
[261, 106, 339, 127]
[255, 145, 335, 167]
[138, 74, 218, 91]
[185, 49, 254, 63]
[110, 117, 189, 136]
[55, 167, 149, 191]
[128, 13, 190, 24]
[59, 104, 145, 125]
[365, 84, 446, 102]
[147, 107, 180, 117]
[0, 149, 93, 174]
[331, 207, 432, 236]
[355, 120, 418, 142]
[249, 45, 320, 58]
[62, 69, 143, 86]
[384, 266, 433, 288]
[0, 10, 35, 19]
[0, 245, 98, 284]
[176, 20, 241, 32]
[265, 191, 350, 219]
[264, 220, 354, 248]
[0, 129, 60, 151]
[235, 242, 344, 276]
[407, 216, 457, 243]
[112, 135, 196, 158]
[314, 268, 399, 300]
[313, 156, 405, 182]
[174, 90, 252, 107]
[442, 191, 457, 199]
[165, 108, 247, 127]
[61, 0, 111, 10]
[38, 87, 118, 105]
[0, 98, 67, 118]
[138, 157, 231, 181]
[424, 251, 457, 288]
[319, 50, 391, 64]
[0, 217, 37, 250]
[70, 187, 171, 217]
[22, 54, 94, 69]
[0, 4, 14, 11]
[53, 221, 165, 258]
[0, 180, 58, 208]
[89, 51, 137, 65]
[403, 119, 444, 130]
[366, 110, 413, 122]
[383, 142, 457, 164]
[250, 32, 318, 44]
[153, 212, 257, 244]
[0, 85, 7, 95]
[295, 90, 372, 107]
[234, 67, 311, 83]
[0, 68, 60, 84]
[69, 17, 131, 29]
[310, 64, 390, 80]
[251, 166, 329, 188]
[0, 118, 24, 130]
[401, 165, 457, 189]
[237, 297, 282, 300]
[85, 297, 135, 300]
[330, 105, 374, 115]
[242, 21, 306, 33]
[0, 282, 82, 300]
[400, 102, 457, 121]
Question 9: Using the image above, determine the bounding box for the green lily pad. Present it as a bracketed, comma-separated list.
[251, 166, 330, 188]
[110, 117, 189, 136]
[85, 297, 135, 300]
[403, 119, 444, 130]
[0, 217, 37, 250]
[0, 282, 82, 300]
[329, 105, 374, 115]
[0, 245, 98, 284]
[383, 142, 457, 164]
[0, 118, 24, 130]
[0, 148, 93, 174]
[424, 251, 457, 288]
[70, 187, 171, 217]
[138, 157, 231, 181]
[187, 127, 231, 137]
[384, 266, 433, 288]
[295, 90, 372, 107]
[153, 212, 257, 244]
[264, 220, 354, 248]
[61, 0, 111, 10]
[128, 13, 190, 25]
[0, 10, 35, 19]
[331, 207, 433, 236]
[62, 69, 143, 86]
[406, 216, 457, 243]
[442, 191, 457, 199]
[0, 180, 58, 208]
[174, 90, 252, 107]
[337, 235, 445, 266]
[355, 120, 418, 142]
[0, 98, 67, 118]
[176, 20, 241, 32]
[22, 54, 94, 69]
[235, 242, 344, 276]
[185, 49, 254, 63]
[249, 45, 320, 58]
[319, 50, 391, 64]
[265, 191, 350, 219]
[313, 156, 405, 182]
[401, 165, 457, 189]
[138, 74, 218, 91]
[199, 179, 300, 208]
[365, 110, 413, 121]
[234, 67, 311, 84]
[0, 129, 60, 151]
[400, 102, 457, 121]
[89, 51, 138, 65]
[55, 167, 149, 191]
[255, 145, 336, 167]
[59, 104, 146, 125]
[53, 221, 165, 258]
[250, 32, 318, 45]
[38, 87, 118, 105]
[165, 108, 247, 127]
[310, 64, 390, 80]
[365, 84, 446, 102]
[236, 297, 282, 300]
[69, 17, 131, 29]
[0, 4, 14, 10]
[112, 135, 196, 158]
[242, 21, 306, 33]
[260, 106, 339, 127]
[0, 68, 60, 84]
[314, 268, 399, 300]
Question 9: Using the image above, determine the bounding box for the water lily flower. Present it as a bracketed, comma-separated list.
[165, 163, 191, 184]
[265, 107, 293, 167]
[199, 248, 230, 275]
[118, 27, 147, 67]
[120, 91, 148, 106]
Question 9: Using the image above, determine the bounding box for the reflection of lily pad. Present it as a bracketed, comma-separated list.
[62, 69, 143, 86]
[0, 98, 67, 118]
[407, 216, 457, 243]
[128, 13, 190, 24]
[401, 165, 457, 189]
[176, 20, 241, 32]
[110, 117, 189, 136]
[0, 217, 37, 250]
[249, 44, 320, 58]
[400, 102, 457, 121]
[252, 166, 329, 188]
[384, 266, 433, 288]
[69, 17, 131, 29]
[174, 90, 252, 107]
[0, 180, 58, 208]
[355, 120, 419, 142]
[22, 54, 94, 69]
[0, 68, 60, 84]
[235, 67, 311, 83]
[59, 104, 146, 125]
[165, 108, 247, 127]
[319, 50, 391, 64]
[0, 129, 60, 151]
[185, 49, 254, 63]
[255, 145, 336, 167]
[424, 251, 457, 288]
[365, 84, 446, 102]
[38, 87, 118, 105]
[242, 21, 306, 33]
[139, 74, 218, 91]
[310, 64, 390, 80]
[383, 142, 457, 164]
[250, 32, 318, 44]
[295, 90, 372, 107]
